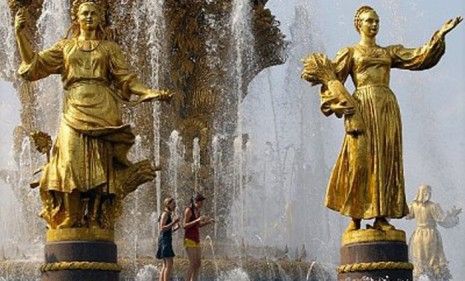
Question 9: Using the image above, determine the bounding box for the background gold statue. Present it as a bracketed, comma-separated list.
[302, 6, 462, 231]
[407, 185, 462, 281]
[15, 0, 172, 230]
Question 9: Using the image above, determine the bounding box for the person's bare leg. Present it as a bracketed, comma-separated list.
[159, 259, 165, 281]
[192, 247, 201, 281]
[163, 258, 173, 281]
[185, 247, 196, 281]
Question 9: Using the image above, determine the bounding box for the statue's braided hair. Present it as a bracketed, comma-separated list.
[354, 6, 376, 33]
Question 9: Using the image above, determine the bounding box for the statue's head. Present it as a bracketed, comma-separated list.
[68, 0, 110, 39]
[354, 6, 379, 37]
[415, 184, 432, 203]
[77, 2, 103, 31]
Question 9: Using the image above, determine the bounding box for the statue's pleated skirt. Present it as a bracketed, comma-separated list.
[325, 85, 409, 219]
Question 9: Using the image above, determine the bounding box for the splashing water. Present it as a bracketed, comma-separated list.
[135, 264, 160, 281]
[229, 0, 256, 247]
[168, 130, 185, 204]
[192, 137, 201, 191]
[218, 268, 251, 281]
[0, 1, 16, 80]
[35, 0, 70, 134]
[145, 0, 167, 225]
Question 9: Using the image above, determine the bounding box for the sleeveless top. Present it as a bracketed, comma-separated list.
[159, 212, 173, 238]
[184, 207, 200, 243]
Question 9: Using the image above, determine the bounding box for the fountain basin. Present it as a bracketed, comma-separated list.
[0, 256, 333, 281]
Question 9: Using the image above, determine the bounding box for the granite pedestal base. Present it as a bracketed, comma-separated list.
[42, 240, 120, 281]
[337, 229, 413, 281]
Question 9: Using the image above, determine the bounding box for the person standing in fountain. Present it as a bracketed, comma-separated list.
[302, 6, 462, 231]
[157, 197, 180, 281]
[183, 193, 214, 281]
[14, 0, 172, 229]
[406, 185, 461, 281]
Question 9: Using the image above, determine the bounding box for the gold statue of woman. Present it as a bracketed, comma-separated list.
[15, 0, 172, 229]
[302, 6, 462, 232]
[407, 185, 461, 281]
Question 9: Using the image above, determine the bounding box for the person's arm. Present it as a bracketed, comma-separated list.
[159, 212, 179, 232]
[199, 217, 215, 228]
[183, 208, 202, 229]
[172, 222, 181, 232]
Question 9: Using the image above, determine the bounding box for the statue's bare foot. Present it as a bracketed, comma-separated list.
[373, 217, 395, 231]
[345, 218, 361, 232]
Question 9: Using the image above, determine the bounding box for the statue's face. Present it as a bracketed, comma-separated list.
[358, 10, 379, 37]
[78, 3, 100, 31]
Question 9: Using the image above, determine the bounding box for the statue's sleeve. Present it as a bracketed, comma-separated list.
[388, 32, 445, 70]
[320, 47, 352, 118]
[405, 202, 415, 220]
[18, 40, 65, 81]
[109, 42, 151, 101]
[432, 203, 459, 228]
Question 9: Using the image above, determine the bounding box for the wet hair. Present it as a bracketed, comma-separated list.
[189, 193, 206, 210]
[163, 197, 175, 211]
[354, 6, 377, 33]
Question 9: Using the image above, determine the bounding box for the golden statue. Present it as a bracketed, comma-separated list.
[302, 6, 462, 232]
[15, 0, 172, 231]
[407, 185, 461, 281]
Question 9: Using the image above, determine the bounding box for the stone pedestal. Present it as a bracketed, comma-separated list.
[337, 229, 413, 281]
[41, 229, 120, 281]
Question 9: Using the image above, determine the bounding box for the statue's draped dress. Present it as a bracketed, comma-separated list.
[322, 34, 445, 219]
[19, 39, 151, 194]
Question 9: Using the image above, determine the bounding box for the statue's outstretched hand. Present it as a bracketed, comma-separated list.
[137, 89, 173, 103]
[449, 205, 462, 217]
[157, 90, 174, 103]
[438, 16, 463, 37]
[15, 10, 27, 34]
